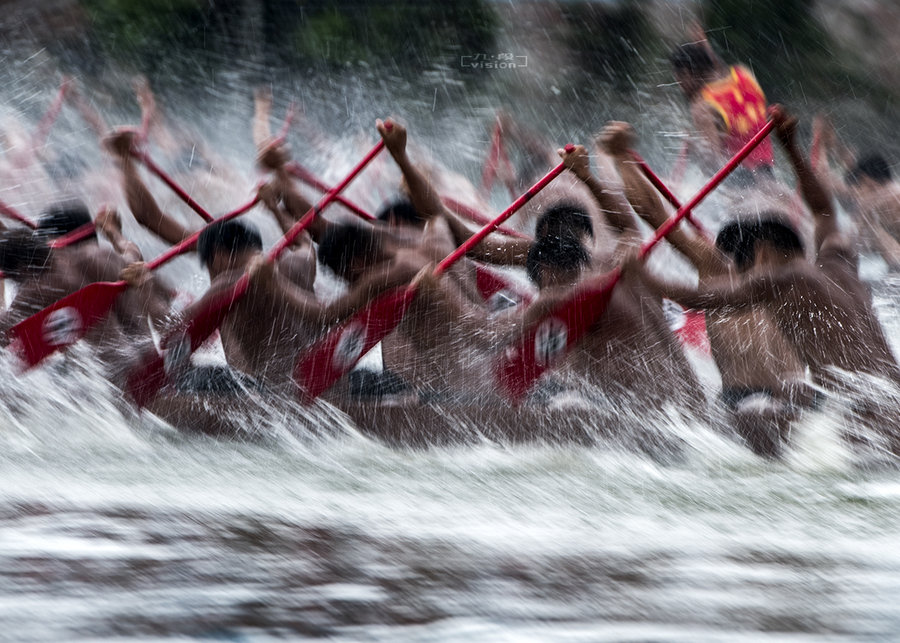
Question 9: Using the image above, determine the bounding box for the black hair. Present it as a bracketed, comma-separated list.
[716, 214, 803, 271]
[535, 202, 594, 241]
[36, 201, 94, 240]
[670, 43, 716, 77]
[317, 223, 381, 280]
[376, 198, 425, 226]
[526, 232, 590, 286]
[755, 218, 804, 254]
[848, 154, 892, 185]
[0, 228, 51, 278]
[196, 219, 263, 270]
[715, 220, 754, 270]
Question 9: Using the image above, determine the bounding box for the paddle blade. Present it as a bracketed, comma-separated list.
[475, 264, 534, 307]
[495, 271, 620, 403]
[125, 275, 251, 407]
[295, 285, 417, 403]
[9, 281, 126, 369]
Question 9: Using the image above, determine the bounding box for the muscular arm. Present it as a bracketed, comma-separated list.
[634, 260, 782, 311]
[378, 119, 447, 220]
[613, 152, 727, 275]
[95, 207, 143, 263]
[565, 142, 640, 237]
[253, 87, 273, 150]
[772, 107, 839, 255]
[440, 209, 531, 265]
[122, 158, 192, 245]
[106, 128, 192, 245]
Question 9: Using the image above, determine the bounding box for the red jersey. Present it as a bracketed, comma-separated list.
[700, 65, 774, 170]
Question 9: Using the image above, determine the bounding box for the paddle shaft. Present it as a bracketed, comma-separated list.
[46, 194, 258, 300]
[434, 148, 571, 276]
[48, 222, 96, 249]
[132, 149, 214, 222]
[480, 117, 503, 193]
[0, 200, 36, 229]
[286, 162, 375, 221]
[442, 196, 531, 240]
[638, 119, 775, 261]
[269, 140, 385, 261]
[629, 150, 710, 240]
[32, 81, 69, 148]
[145, 194, 260, 272]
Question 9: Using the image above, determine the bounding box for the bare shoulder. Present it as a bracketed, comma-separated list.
[817, 232, 859, 272]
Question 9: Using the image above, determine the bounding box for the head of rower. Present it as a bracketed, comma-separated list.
[535, 202, 593, 245]
[317, 222, 395, 284]
[377, 198, 426, 231]
[197, 219, 263, 278]
[35, 201, 97, 244]
[0, 228, 51, 282]
[670, 43, 719, 101]
[715, 215, 805, 273]
[527, 203, 593, 289]
[527, 231, 590, 290]
[847, 153, 892, 194]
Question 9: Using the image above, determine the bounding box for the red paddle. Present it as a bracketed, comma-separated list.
[0, 200, 36, 229]
[495, 119, 776, 402]
[286, 161, 375, 221]
[48, 222, 96, 249]
[669, 139, 689, 189]
[629, 150, 710, 240]
[31, 79, 70, 149]
[442, 196, 531, 240]
[288, 157, 528, 239]
[126, 137, 387, 407]
[475, 263, 534, 305]
[8, 195, 260, 369]
[293, 146, 573, 403]
[480, 115, 518, 201]
[131, 147, 215, 222]
[480, 116, 503, 195]
[627, 151, 712, 353]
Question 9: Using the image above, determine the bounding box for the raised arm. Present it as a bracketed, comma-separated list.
[105, 129, 192, 245]
[66, 81, 108, 139]
[377, 119, 447, 220]
[560, 141, 639, 238]
[253, 86, 274, 150]
[771, 105, 838, 254]
[439, 210, 531, 265]
[255, 140, 337, 250]
[377, 118, 532, 265]
[95, 206, 142, 262]
[626, 253, 779, 311]
[600, 122, 727, 275]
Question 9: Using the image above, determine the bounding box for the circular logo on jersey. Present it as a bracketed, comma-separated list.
[163, 333, 191, 375]
[333, 322, 368, 372]
[43, 307, 83, 347]
[534, 317, 568, 367]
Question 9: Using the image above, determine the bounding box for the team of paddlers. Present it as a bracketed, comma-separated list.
[2, 41, 900, 461]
